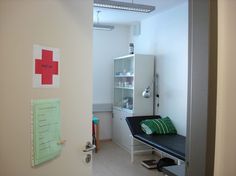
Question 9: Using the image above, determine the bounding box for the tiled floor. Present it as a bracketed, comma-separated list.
[92, 141, 164, 176]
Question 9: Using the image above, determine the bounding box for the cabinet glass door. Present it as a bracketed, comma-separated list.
[114, 88, 122, 108]
[122, 89, 133, 110]
[114, 56, 134, 111]
[114, 57, 134, 77]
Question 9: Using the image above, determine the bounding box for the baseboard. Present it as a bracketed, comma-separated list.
[100, 139, 112, 142]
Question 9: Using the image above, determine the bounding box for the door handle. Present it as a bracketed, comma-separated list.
[83, 141, 96, 152]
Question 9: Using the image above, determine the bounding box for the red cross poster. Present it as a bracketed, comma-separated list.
[33, 45, 60, 88]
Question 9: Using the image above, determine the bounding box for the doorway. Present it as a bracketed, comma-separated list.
[92, 0, 189, 176]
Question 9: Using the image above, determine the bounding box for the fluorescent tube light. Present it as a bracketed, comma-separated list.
[94, 0, 155, 13]
[93, 23, 115, 31]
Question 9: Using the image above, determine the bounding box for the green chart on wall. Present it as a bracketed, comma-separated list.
[31, 99, 61, 166]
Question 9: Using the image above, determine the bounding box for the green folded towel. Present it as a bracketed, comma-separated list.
[140, 117, 177, 135]
[93, 116, 99, 125]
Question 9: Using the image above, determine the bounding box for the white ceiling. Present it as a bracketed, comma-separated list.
[93, 0, 187, 25]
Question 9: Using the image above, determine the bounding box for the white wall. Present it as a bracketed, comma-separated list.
[130, 2, 188, 136]
[93, 25, 130, 140]
[0, 0, 92, 176]
[93, 25, 130, 104]
[214, 0, 236, 175]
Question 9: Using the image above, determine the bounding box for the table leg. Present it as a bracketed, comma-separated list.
[95, 123, 100, 151]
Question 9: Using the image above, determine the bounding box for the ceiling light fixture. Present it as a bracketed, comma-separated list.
[94, 0, 155, 13]
[93, 23, 115, 31]
[93, 10, 114, 31]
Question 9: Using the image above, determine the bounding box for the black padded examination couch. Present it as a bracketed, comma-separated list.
[126, 115, 186, 161]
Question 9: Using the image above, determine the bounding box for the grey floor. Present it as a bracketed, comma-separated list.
[92, 141, 164, 176]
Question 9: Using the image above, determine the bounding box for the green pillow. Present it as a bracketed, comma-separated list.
[140, 117, 177, 135]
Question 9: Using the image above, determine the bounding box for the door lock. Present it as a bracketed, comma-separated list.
[85, 154, 92, 163]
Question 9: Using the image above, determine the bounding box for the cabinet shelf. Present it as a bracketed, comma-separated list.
[113, 106, 133, 113]
[114, 75, 134, 78]
[115, 86, 134, 90]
